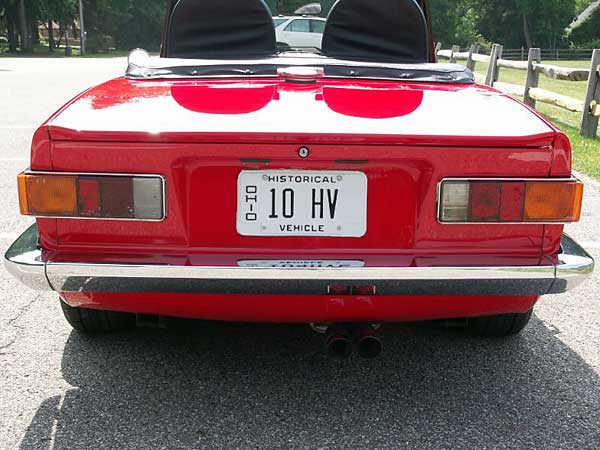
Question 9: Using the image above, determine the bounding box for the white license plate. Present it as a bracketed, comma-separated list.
[237, 170, 367, 237]
[238, 260, 365, 268]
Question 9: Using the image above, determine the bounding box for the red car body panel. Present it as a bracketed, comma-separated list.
[25, 75, 573, 322]
[62, 291, 538, 323]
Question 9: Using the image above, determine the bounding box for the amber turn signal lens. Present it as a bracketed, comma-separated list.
[18, 173, 78, 216]
[524, 181, 583, 222]
[439, 179, 584, 223]
[17, 172, 165, 220]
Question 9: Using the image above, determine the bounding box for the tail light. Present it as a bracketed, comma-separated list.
[18, 172, 165, 220]
[439, 179, 583, 223]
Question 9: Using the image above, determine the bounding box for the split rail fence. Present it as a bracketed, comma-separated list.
[436, 43, 600, 138]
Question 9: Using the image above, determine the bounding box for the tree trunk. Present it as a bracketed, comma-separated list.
[57, 21, 64, 48]
[7, 7, 18, 53]
[522, 12, 532, 49]
[31, 20, 40, 46]
[48, 20, 55, 52]
[16, 0, 31, 52]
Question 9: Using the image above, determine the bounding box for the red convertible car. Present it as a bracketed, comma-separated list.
[5, 0, 595, 358]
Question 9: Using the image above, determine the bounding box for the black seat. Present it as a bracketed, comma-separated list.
[164, 0, 277, 59]
[321, 0, 429, 63]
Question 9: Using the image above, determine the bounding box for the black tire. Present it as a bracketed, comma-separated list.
[276, 41, 292, 52]
[467, 309, 533, 337]
[60, 300, 135, 334]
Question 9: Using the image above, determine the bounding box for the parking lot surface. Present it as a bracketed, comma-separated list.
[1, 58, 600, 450]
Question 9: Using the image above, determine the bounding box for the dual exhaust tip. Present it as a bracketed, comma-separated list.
[325, 326, 383, 359]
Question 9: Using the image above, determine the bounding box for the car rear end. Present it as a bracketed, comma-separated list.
[5, 74, 593, 326]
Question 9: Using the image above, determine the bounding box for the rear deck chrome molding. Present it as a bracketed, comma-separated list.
[4, 224, 594, 296]
[126, 54, 474, 84]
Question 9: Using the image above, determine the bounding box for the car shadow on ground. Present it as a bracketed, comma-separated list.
[18, 316, 600, 450]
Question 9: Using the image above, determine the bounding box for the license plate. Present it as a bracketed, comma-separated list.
[238, 260, 365, 268]
[237, 170, 367, 237]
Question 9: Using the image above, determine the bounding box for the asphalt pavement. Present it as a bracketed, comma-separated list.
[1, 57, 600, 450]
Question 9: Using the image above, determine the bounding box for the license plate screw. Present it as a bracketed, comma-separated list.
[262, 175, 268, 181]
[337, 175, 343, 181]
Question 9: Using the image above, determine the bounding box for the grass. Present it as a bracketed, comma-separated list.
[0, 42, 129, 58]
[475, 59, 590, 99]
[474, 59, 600, 180]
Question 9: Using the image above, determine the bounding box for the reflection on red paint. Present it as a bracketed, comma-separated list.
[87, 78, 170, 110]
[171, 83, 278, 114]
[323, 85, 424, 118]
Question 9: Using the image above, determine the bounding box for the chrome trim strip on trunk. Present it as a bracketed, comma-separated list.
[4, 224, 594, 296]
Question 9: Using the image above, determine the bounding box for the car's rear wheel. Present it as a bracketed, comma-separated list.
[60, 300, 135, 334]
[467, 309, 533, 337]
[276, 42, 292, 51]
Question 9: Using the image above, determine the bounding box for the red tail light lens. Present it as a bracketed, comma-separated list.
[469, 182, 501, 221]
[18, 172, 165, 220]
[439, 179, 583, 223]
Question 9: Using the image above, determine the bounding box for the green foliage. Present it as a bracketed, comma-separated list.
[0, 0, 591, 54]
[576, 0, 596, 14]
[430, 0, 486, 46]
[570, 8, 600, 47]
[81, 0, 164, 52]
[464, 0, 576, 48]
[86, 31, 112, 52]
[38, 0, 77, 23]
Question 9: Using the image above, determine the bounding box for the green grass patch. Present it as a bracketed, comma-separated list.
[0, 42, 128, 58]
[474, 60, 600, 180]
[475, 60, 590, 98]
[541, 107, 600, 179]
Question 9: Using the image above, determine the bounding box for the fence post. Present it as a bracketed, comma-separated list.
[523, 48, 541, 108]
[450, 45, 460, 64]
[467, 44, 479, 72]
[581, 49, 600, 138]
[435, 42, 442, 61]
[485, 44, 503, 86]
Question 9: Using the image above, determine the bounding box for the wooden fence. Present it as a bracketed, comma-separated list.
[437, 44, 600, 138]
[500, 48, 597, 61]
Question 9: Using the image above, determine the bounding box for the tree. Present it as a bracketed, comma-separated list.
[467, 0, 576, 48]
[16, 0, 31, 52]
[38, 0, 77, 51]
[429, 0, 484, 47]
[569, 6, 600, 47]
[567, 1, 600, 37]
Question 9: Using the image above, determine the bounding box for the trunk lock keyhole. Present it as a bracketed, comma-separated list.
[299, 147, 310, 158]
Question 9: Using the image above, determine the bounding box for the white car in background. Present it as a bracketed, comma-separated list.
[273, 16, 326, 50]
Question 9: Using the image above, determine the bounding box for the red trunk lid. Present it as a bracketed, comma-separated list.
[36, 77, 560, 259]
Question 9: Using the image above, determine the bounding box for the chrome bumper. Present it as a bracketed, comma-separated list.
[4, 224, 594, 296]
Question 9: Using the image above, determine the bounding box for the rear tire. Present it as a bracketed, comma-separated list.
[276, 42, 292, 52]
[60, 300, 135, 334]
[467, 309, 533, 337]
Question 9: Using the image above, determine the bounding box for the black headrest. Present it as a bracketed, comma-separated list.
[321, 0, 429, 63]
[164, 0, 277, 59]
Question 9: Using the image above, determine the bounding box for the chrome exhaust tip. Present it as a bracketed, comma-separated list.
[355, 330, 383, 359]
[325, 328, 353, 359]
